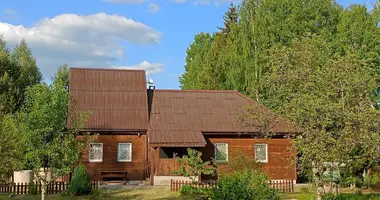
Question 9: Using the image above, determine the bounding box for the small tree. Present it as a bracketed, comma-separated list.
[227, 150, 263, 173]
[173, 148, 215, 182]
[16, 66, 97, 200]
[68, 163, 91, 196]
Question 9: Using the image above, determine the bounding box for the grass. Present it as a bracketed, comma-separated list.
[0, 187, 196, 200]
[1, 186, 379, 200]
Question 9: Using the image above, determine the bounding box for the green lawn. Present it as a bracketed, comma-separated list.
[1, 187, 380, 200]
[0, 187, 195, 200]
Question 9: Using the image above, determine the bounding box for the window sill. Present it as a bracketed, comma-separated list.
[118, 160, 132, 162]
[89, 160, 103, 163]
[256, 161, 268, 164]
[215, 161, 228, 164]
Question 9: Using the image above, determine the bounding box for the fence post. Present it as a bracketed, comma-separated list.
[291, 180, 294, 192]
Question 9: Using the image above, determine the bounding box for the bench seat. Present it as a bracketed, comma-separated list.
[100, 171, 128, 181]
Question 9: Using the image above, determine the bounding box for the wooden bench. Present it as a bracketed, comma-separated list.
[100, 171, 128, 181]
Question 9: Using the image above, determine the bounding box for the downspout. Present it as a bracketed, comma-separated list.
[146, 86, 155, 180]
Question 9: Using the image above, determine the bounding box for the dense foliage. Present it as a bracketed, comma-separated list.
[180, 0, 380, 195]
[0, 36, 95, 200]
[68, 163, 92, 196]
[0, 36, 42, 182]
[211, 169, 280, 200]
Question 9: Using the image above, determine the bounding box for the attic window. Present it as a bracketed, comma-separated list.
[255, 144, 268, 163]
[89, 143, 103, 162]
[215, 143, 228, 162]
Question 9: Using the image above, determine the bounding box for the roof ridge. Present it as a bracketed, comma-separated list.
[70, 67, 146, 72]
[155, 89, 236, 93]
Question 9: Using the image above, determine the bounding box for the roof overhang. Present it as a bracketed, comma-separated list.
[148, 130, 206, 147]
[149, 142, 206, 147]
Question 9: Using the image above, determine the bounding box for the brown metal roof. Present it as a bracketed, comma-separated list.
[148, 90, 302, 146]
[68, 68, 148, 130]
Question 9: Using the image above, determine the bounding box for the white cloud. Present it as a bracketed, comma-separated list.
[147, 3, 160, 12]
[171, 0, 186, 3]
[114, 60, 164, 74]
[104, 0, 146, 4]
[0, 12, 162, 78]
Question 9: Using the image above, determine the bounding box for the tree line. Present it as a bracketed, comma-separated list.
[180, 0, 380, 197]
[0, 36, 93, 200]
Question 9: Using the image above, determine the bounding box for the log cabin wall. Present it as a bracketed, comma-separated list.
[150, 135, 296, 181]
[202, 135, 296, 181]
[77, 133, 147, 181]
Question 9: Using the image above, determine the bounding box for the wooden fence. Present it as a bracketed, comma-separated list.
[268, 180, 294, 192]
[170, 179, 294, 193]
[170, 180, 217, 192]
[0, 181, 98, 195]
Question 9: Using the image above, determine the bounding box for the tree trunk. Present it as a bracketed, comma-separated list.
[40, 169, 48, 200]
[40, 181, 46, 200]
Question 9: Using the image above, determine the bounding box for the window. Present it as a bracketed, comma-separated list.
[215, 143, 228, 162]
[89, 143, 103, 162]
[255, 144, 268, 163]
[118, 143, 132, 162]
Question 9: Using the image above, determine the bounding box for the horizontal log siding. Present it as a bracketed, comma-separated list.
[202, 136, 296, 181]
[77, 134, 147, 181]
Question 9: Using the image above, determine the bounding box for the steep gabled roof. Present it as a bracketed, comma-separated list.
[148, 90, 302, 147]
[68, 68, 148, 131]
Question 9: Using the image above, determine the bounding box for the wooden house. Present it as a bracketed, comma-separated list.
[68, 68, 302, 185]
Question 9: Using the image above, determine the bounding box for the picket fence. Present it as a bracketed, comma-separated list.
[0, 181, 98, 195]
[170, 179, 294, 193]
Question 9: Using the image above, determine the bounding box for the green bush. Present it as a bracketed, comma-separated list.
[68, 163, 92, 196]
[322, 193, 380, 200]
[28, 181, 38, 195]
[60, 189, 72, 197]
[179, 185, 208, 195]
[211, 170, 280, 200]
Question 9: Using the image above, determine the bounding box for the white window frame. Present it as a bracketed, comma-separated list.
[88, 143, 103, 163]
[255, 143, 268, 163]
[117, 142, 132, 162]
[215, 143, 228, 162]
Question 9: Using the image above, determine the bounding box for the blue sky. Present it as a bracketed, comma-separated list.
[0, 0, 375, 89]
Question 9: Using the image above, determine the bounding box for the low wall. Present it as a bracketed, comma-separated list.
[153, 176, 199, 186]
[13, 170, 33, 183]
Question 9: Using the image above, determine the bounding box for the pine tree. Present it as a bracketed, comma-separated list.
[217, 3, 238, 34]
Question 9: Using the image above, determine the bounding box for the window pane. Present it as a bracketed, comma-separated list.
[215, 143, 228, 162]
[89, 143, 102, 162]
[118, 143, 132, 161]
[255, 144, 268, 163]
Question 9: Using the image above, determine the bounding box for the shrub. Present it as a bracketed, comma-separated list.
[68, 163, 92, 196]
[179, 185, 208, 195]
[60, 189, 72, 197]
[28, 181, 38, 195]
[211, 169, 280, 200]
